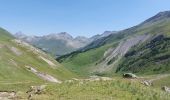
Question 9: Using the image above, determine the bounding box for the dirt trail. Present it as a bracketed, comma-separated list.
[0, 81, 32, 85]
[141, 74, 170, 86]
[148, 74, 170, 82]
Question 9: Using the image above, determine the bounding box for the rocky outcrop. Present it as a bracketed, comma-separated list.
[0, 91, 16, 100]
[26, 85, 46, 100]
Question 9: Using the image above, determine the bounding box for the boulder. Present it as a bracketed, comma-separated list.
[123, 73, 137, 78]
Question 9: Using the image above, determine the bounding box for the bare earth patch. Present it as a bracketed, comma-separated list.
[39, 56, 55, 67]
[25, 66, 61, 83]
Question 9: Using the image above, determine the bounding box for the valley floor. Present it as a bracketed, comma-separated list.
[0, 74, 170, 100]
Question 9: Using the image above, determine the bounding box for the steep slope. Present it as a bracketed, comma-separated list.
[0, 28, 75, 84]
[57, 11, 170, 76]
[116, 34, 170, 74]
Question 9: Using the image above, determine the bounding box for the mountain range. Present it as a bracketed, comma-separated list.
[57, 11, 170, 76]
[14, 31, 116, 57]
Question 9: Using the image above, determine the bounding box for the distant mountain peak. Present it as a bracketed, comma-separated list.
[45, 32, 73, 40]
[15, 31, 27, 38]
[157, 11, 170, 16]
[144, 10, 170, 24]
[57, 32, 72, 37]
[154, 11, 170, 19]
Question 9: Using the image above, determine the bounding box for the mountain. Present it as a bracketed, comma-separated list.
[14, 32, 91, 57]
[14, 31, 117, 57]
[0, 27, 75, 84]
[57, 11, 170, 76]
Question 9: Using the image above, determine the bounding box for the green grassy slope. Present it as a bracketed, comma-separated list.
[0, 27, 76, 84]
[58, 42, 119, 76]
[0, 28, 14, 41]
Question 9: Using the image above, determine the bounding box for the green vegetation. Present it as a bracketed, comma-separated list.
[3, 79, 169, 100]
[117, 35, 170, 74]
[0, 27, 76, 84]
[153, 75, 170, 88]
[59, 43, 118, 76]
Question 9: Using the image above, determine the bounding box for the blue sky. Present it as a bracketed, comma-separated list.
[0, 0, 170, 37]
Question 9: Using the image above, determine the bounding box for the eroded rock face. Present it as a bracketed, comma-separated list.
[95, 34, 151, 72]
[104, 34, 151, 62]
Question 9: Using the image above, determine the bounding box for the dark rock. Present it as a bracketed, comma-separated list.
[123, 73, 137, 78]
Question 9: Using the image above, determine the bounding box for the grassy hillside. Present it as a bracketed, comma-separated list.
[0, 27, 76, 83]
[58, 42, 119, 76]
[0, 28, 14, 41]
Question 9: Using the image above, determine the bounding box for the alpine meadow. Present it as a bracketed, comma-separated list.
[1, 0, 170, 100]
